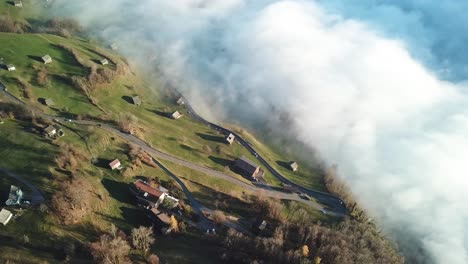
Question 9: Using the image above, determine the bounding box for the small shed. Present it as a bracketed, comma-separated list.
[100, 59, 109, 65]
[6, 64, 16, 71]
[109, 159, 122, 170]
[176, 97, 185, 105]
[288, 161, 299, 172]
[14, 0, 23, 7]
[42, 55, 52, 64]
[225, 133, 235, 145]
[0, 209, 13, 226]
[43, 125, 57, 137]
[110, 43, 118, 50]
[131, 96, 142, 106]
[171, 111, 183, 120]
[258, 220, 267, 231]
[45, 98, 55, 106]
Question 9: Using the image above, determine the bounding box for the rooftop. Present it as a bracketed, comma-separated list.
[150, 208, 171, 224]
[134, 180, 164, 198]
[0, 209, 13, 226]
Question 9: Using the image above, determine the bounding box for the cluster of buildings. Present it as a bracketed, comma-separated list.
[129, 179, 180, 234]
[0, 185, 28, 226]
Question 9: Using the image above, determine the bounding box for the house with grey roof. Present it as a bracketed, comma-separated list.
[234, 156, 260, 179]
[131, 96, 142, 106]
[42, 55, 52, 64]
[176, 97, 185, 105]
[100, 59, 109, 65]
[289, 161, 299, 172]
[45, 98, 55, 106]
[225, 133, 235, 145]
[171, 111, 183, 120]
[0, 209, 13, 226]
[43, 125, 57, 137]
[6, 64, 16, 71]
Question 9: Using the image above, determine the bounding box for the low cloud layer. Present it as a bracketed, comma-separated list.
[52, 0, 468, 262]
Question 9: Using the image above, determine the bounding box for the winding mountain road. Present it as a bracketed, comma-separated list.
[1, 82, 345, 219]
[180, 94, 347, 215]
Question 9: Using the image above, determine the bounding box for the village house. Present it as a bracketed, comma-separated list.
[5, 185, 23, 206]
[148, 208, 172, 234]
[131, 96, 142, 106]
[176, 97, 185, 105]
[43, 125, 57, 137]
[100, 59, 109, 65]
[233, 156, 261, 179]
[171, 111, 183, 120]
[110, 43, 118, 50]
[0, 209, 13, 226]
[289, 161, 299, 172]
[6, 64, 16, 71]
[130, 180, 179, 208]
[225, 133, 235, 145]
[109, 159, 122, 170]
[45, 98, 55, 107]
[13, 0, 22, 7]
[42, 55, 52, 64]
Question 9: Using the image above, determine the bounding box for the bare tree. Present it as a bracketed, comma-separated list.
[212, 210, 226, 224]
[90, 234, 131, 264]
[131, 226, 155, 252]
[147, 254, 160, 264]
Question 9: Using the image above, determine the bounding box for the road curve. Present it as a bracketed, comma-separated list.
[0, 167, 45, 205]
[0, 82, 341, 216]
[179, 94, 347, 215]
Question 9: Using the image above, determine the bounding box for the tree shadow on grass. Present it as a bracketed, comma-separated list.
[185, 179, 254, 218]
[276, 160, 291, 170]
[195, 132, 225, 144]
[27, 55, 44, 63]
[146, 108, 169, 118]
[180, 144, 198, 152]
[102, 178, 132, 204]
[121, 95, 133, 104]
[208, 156, 232, 167]
[95, 207, 150, 232]
[93, 158, 112, 169]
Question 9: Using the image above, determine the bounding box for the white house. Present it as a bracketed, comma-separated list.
[109, 159, 122, 170]
[225, 133, 235, 145]
[42, 55, 52, 64]
[6, 64, 16, 71]
[14, 0, 23, 7]
[100, 59, 109, 65]
[0, 209, 13, 226]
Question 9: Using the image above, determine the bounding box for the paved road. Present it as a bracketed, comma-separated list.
[0, 83, 343, 218]
[0, 167, 45, 205]
[180, 94, 347, 215]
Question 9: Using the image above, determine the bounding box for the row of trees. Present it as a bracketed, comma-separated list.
[90, 225, 159, 264]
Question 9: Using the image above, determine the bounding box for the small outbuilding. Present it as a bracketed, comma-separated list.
[44, 98, 55, 106]
[14, 0, 23, 7]
[225, 133, 235, 145]
[288, 161, 299, 172]
[43, 125, 57, 137]
[5, 185, 23, 206]
[109, 159, 122, 170]
[234, 156, 260, 179]
[6, 64, 16, 71]
[42, 55, 52, 64]
[110, 43, 118, 50]
[100, 59, 109, 65]
[0, 209, 13, 226]
[176, 97, 185, 105]
[171, 111, 183, 120]
[131, 96, 142, 106]
[149, 208, 172, 234]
